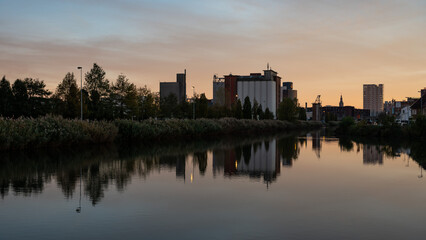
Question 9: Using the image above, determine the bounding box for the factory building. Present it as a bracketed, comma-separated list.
[212, 75, 225, 105]
[224, 67, 281, 117]
[160, 70, 187, 103]
[281, 82, 297, 102]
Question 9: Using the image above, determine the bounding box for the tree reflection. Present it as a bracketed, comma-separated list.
[194, 152, 207, 175]
[277, 136, 300, 167]
[3, 133, 423, 204]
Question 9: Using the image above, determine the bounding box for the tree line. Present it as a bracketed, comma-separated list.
[0, 63, 306, 121]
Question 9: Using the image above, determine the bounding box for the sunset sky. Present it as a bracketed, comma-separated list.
[1, 0, 425, 108]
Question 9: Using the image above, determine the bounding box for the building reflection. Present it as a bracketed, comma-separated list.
[212, 137, 301, 187]
[212, 139, 281, 186]
[5, 135, 424, 205]
[311, 132, 322, 158]
[363, 145, 384, 165]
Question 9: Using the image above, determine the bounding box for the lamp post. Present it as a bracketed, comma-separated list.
[77, 67, 83, 120]
[419, 90, 424, 115]
[192, 86, 195, 120]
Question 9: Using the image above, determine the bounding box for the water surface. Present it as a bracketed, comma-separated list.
[1, 133, 426, 240]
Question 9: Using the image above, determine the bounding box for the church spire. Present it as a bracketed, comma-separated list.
[339, 95, 344, 107]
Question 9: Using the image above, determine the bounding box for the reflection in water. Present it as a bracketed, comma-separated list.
[1, 133, 426, 206]
[363, 145, 383, 165]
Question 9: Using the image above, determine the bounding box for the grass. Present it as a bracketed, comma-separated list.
[0, 116, 322, 151]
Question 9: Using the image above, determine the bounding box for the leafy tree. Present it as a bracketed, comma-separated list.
[12, 79, 29, 117]
[85, 63, 110, 119]
[233, 99, 243, 119]
[277, 98, 297, 121]
[252, 100, 259, 120]
[54, 72, 80, 118]
[195, 93, 209, 118]
[138, 86, 158, 119]
[257, 104, 264, 120]
[160, 93, 178, 118]
[298, 107, 307, 121]
[0, 76, 13, 117]
[111, 74, 138, 119]
[377, 112, 395, 127]
[242, 96, 252, 119]
[264, 107, 274, 119]
[24, 78, 51, 98]
[85, 63, 109, 97]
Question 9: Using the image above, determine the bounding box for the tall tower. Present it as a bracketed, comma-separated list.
[363, 84, 384, 117]
[339, 95, 344, 107]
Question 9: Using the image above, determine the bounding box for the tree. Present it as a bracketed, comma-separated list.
[252, 100, 259, 120]
[111, 74, 138, 119]
[12, 79, 29, 117]
[242, 96, 252, 119]
[0, 76, 13, 117]
[54, 72, 80, 118]
[24, 78, 51, 98]
[85, 63, 110, 119]
[195, 93, 209, 118]
[233, 99, 243, 119]
[257, 104, 264, 120]
[160, 93, 178, 118]
[298, 107, 307, 121]
[277, 98, 297, 121]
[138, 86, 158, 119]
[85, 63, 109, 97]
[264, 108, 274, 119]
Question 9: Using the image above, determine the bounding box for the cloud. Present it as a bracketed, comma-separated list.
[1, 0, 426, 107]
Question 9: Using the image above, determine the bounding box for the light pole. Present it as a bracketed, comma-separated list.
[419, 90, 424, 115]
[192, 86, 195, 120]
[77, 67, 83, 120]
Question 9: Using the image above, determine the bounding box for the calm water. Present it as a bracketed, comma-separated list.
[1, 133, 426, 240]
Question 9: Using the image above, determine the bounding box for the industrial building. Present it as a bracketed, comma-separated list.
[224, 67, 281, 117]
[212, 75, 225, 105]
[363, 84, 384, 117]
[308, 95, 370, 121]
[281, 82, 297, 102]
[159, 70, 187, 103]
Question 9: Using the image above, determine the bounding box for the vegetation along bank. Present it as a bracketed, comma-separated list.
[0, 116, 322, 151]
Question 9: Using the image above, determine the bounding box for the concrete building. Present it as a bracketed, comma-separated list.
[281, 82, 297, 102]
[212, 75, 225, 105]
[160, 70, 187, 102]
[224, 68, 281, 117]
[363, 84, 384, 117]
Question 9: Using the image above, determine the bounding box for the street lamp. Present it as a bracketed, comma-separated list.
[192, 86, 195, 120]
[77, 67, 83, 120]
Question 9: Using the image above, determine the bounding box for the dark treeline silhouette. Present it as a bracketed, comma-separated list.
[0, 63, 288, 120]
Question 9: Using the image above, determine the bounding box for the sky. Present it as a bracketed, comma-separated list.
[1, 0, 425, 108]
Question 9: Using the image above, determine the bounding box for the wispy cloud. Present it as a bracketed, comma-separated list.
[1, 0, 425, 107]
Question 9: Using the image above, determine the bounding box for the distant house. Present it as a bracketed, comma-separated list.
[410, 94, 426, 116]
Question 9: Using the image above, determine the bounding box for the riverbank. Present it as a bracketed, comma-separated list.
[335, 115, 426, 140]
[0, 116, 322, 151]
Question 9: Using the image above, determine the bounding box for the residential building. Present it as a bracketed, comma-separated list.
[363, 84, 384, 117]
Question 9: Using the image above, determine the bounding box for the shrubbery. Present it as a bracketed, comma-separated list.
[336, 114, 426, 140]
[0, 116, 322, 150]
[0, 116, 117, 150]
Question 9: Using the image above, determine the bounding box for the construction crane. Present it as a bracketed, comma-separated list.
[314, 95, 321, 104]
